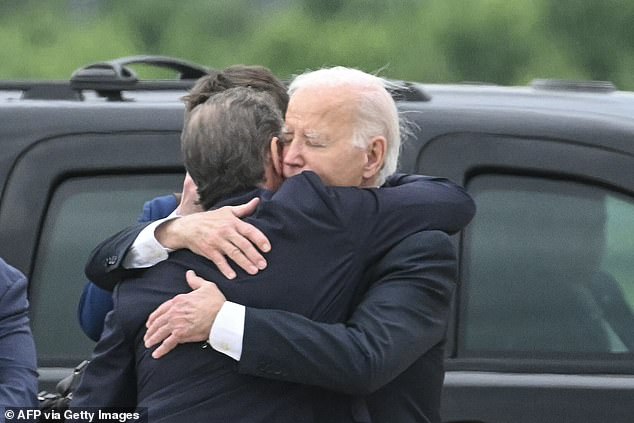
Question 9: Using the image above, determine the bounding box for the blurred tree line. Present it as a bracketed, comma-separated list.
[1, 0, 633, 90]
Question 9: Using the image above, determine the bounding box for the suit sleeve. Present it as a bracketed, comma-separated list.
[0, 260, 38, 407]
[83, 194, 178, 292]
[238, 230, 456, 395]
[373, 174, 475, 234]
[83, 222, 151, 291]
[358, 174, 475, 245]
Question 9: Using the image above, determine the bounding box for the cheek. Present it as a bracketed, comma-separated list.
[321, 158, 363, 185]
[336, 149, 366, 171]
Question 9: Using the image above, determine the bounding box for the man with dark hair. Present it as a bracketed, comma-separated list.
[183, 65, 289, 115]
[78, 66, 288, 341]
[73, 86, 472, 422]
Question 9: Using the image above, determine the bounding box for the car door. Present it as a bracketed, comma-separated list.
[0, 125, 184, 391]
[416, 131, 634, 423]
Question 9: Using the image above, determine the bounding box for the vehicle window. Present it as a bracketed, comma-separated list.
[461, 175, 634, 357]
[29, 174, 183, 367]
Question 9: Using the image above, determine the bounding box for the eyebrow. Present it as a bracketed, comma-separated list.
[282, 127, 326, 141]
[304, 130, 322, 140]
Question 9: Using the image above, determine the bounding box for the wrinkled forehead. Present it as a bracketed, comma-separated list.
[286, 86, 359, 130]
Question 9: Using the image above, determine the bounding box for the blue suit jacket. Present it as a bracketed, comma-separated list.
[73, 172, 474, 422]
[0, 258, 38, 408]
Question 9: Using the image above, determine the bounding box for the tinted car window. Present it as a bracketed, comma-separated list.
[29, 174, 182, 366]
[461, 174, 634, 356]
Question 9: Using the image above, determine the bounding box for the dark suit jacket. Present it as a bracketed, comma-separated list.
[0, 258, 38, 408]
[240, 230, 456, 423]
[80, 172, 474, 422]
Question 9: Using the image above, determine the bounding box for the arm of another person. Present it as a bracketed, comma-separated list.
[84, 221, 154, 291]
[238, 230, 456, 395]
[84, 200, 268, 292]
[143, 172, 472, 358]
[0, 260, 38, 407]
[361, 173, 475, 237]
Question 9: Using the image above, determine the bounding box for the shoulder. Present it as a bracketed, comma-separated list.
[278, 171, 325, 191]
[277, 171, 372, 204]
[271, 171, 329, 206]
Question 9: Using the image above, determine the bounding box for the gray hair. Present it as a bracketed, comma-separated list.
[288, 67, 400, 185]
[181, 87, 283, 209]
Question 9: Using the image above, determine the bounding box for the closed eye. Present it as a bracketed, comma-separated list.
[305, 132, 328, 147]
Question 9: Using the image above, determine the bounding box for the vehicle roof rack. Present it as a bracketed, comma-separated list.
[2, 56, 432, 103]
[531, 79, 616, 93]
[69, 55, 209, 100]
[0, 56, 210, 102]
[0, 82, 83, 100]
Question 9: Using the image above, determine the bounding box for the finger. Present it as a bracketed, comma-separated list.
[151, 334, 180, 359]
[237, 220, 271, 253]
[186, 270, 206, 290]
[144, 319, 173, 348]
[231, 198, 260, 218]
[145, 302, 176, 343]
[146, 299, 172, 329]
[229, 230, 267, 270]
[207, 250, 237, 279]
[186, 270, 213, 290]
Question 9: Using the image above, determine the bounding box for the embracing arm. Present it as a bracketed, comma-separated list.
[373, 173, 475, 235]
[80, 191, 269, 343]
[84, 199, 269, 292]
[84, 222, 152, 291]
[238, 230, 457, 395]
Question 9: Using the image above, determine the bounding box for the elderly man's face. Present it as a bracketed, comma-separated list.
[281, 86, 373, 187]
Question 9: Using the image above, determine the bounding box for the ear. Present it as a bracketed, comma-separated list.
[362, 136, 387, 180]
[264, 137, 284, 190]
[270, 137, 284, 176]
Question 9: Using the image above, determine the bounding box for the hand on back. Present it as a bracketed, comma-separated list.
[158, 184, 270, 279]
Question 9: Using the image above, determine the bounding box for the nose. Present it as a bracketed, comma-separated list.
[283, 139, 305, 171]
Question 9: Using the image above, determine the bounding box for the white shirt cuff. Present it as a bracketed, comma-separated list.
[122, 215, 178, 269]
[209, 301, 245, 361]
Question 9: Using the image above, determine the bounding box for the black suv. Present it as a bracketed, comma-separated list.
[1, 57, 633, 423]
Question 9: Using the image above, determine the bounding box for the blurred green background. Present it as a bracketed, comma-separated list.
[2, 0, 633, 89]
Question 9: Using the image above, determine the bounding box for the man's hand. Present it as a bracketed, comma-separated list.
[156, 198, 271, 279]
[144, 270, 226, 359]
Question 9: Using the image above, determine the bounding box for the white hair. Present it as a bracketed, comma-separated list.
[288, 67, 401, 185]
